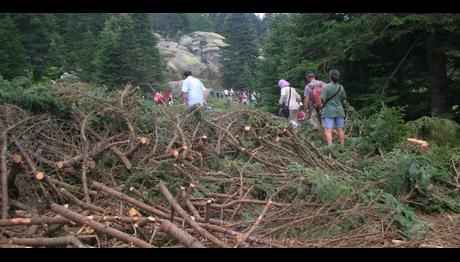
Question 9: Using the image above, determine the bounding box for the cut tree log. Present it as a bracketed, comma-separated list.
[0, 216, 70, 227]
[158, 180, 230, 248]
[125, 136, 150, 156]
[11, 236, 85, 248]
[160, 220, 205, 248]
[92, 180, 225, 225]
[0, 215, 158, 227]
[186, 199, 202, 220]
[1, 116, 33, 219]
[51, 204, 154, 248]
[171, 186, 185, 222]
[11, 136, 53, 204]
[205, 199, 212, 223]
[91, 181, 169, 219]
[60, 188, 106, 213]
[11, 153, 22, 164]
[55, 135, 125, 169]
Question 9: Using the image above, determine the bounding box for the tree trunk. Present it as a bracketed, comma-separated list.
[426, 32, 448, 117]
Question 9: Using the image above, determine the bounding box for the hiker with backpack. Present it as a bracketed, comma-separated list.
[278, 79, 301, 128]
[321, 69, 347, 147]
[303, 72, 326, 130]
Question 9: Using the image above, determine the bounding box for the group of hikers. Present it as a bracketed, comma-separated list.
[236, 90, 259, 105]
[278, 69, 347, 147]
[175, 69, 347, 149]
[210, 89, 260, 105]
[154, 71, 260, 108]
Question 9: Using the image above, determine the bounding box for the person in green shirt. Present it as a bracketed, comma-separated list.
[320, 69, 347, 147]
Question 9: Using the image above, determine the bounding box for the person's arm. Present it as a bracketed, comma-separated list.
[202, 86, 208, 105]
[303, 96, 309, 110]
[303, 87, 310, 111]
[279, 88, 286, 106]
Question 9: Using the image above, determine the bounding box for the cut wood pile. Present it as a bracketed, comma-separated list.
[0, 84, 455, 248]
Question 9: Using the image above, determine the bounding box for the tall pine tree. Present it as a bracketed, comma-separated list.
[254, 14, 293, 113]
[93, 14, 136, 89]
[221, 13, 259, 90]
[93, 14, 164, 90]
[0, 14, 27, 79]
[130, 13, 165, 89]
[11, 13, 57, 79]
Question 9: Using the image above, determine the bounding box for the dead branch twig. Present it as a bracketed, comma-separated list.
[51, 204, 154, 248]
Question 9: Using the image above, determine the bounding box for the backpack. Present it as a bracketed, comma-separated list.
[310, 86, 323, 111]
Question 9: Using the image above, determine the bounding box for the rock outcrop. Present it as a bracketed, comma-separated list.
[156, 31, 227, 93]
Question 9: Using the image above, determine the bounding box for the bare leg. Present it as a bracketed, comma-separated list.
[324, 128, 333, 145]
[338, 128, 345, 147]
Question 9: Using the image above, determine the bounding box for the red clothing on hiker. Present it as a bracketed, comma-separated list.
[164, 91, 172, 101]
[154, 92, 164, 104]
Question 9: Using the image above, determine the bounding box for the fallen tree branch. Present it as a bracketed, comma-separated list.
[192, 199, 290, 209]
[91, 181, 170, 219]
[1, 115, 34, 219]
[60, 188, 106, 213]
[11, 136, 54, 203]
[110, 146, 132, 170]
[0, 215, 158, 227]
[239, 200, 272, 244]
[158, 180, 230, 248]
[11, 235, 85, 248]
[55, 134, 125, 169]
[160, 220, 205, 248]
[51, 203, 154, 248]
[0, 216, 69, 227]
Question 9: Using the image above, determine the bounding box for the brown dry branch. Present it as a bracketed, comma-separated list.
[160, 220, 205, 248]
[11, 235, 85, 248]
[158, 181, 230, 248]
[51, 204, 154, 248]
[240, 200, 272, 244]
[60, 188, 105, 213]
[92, 181, 169, 219]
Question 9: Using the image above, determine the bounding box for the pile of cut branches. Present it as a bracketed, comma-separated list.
[0, 83, 455, 248]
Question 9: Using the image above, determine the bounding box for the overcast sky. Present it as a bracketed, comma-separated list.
[255, 13, 265, 19]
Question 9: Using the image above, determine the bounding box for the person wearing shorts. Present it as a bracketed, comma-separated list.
[320, 70, 347, 147]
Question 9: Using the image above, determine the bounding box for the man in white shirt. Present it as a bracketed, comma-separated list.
[181, 71, 204, 109]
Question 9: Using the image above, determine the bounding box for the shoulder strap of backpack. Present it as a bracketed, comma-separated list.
[287, 87, 292, 107]
[324, 84, 342, 106]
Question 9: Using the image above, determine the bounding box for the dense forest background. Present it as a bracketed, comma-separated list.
[1, 13, 460, 122]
